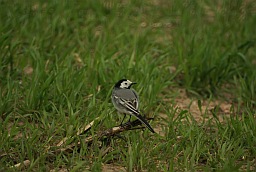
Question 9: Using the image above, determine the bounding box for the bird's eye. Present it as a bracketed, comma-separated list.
[125, 83, 127, 85]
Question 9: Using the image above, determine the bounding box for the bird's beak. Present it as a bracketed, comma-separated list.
[131, 82, 137, 85]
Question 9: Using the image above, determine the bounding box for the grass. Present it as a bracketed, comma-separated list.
[0, 0, 256, 171]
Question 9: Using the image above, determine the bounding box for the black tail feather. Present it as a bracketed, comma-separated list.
[132, 114, 155, 133]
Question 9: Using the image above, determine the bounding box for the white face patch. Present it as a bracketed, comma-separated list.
[120, 80, 133, 88]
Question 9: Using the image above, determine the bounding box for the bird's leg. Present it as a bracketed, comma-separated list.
[120, 114, 126, 126]
[122, 115, 132, 127]
[128, 115, 131, 122]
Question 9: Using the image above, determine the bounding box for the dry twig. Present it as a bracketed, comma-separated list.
[10, 117, 154, 169]
[55, 117, 154, 153]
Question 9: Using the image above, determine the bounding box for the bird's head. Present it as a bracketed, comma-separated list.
[114, 79, 136, 89]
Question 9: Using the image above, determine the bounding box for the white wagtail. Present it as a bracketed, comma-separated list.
[111, 79, 155, 133]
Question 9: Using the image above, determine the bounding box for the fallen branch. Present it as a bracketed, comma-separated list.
[57, 117, 100, 147]
[10, 117, 154, 168]
[55, 117, 154, 153]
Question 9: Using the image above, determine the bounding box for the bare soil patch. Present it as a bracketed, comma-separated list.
[174, 88, 233, 122]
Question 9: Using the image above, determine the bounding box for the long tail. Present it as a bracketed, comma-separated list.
[132, 113, 155, 133]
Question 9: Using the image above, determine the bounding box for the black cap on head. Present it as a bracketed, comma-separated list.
[114, 79, 137, 89]
[114, 79, 128, 88]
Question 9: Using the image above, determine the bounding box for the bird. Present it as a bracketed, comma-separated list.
[111, 79, 155, 133]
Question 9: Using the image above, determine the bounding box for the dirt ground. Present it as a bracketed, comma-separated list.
[174, 88, 233, 122]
